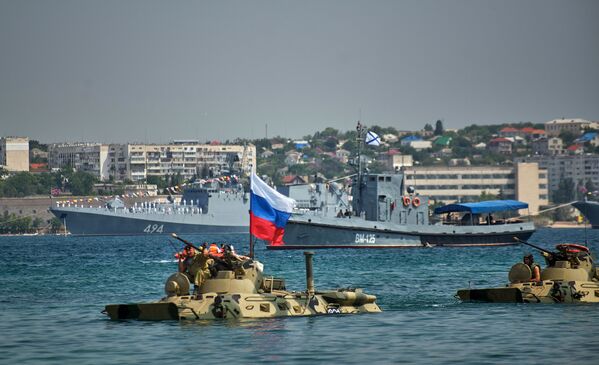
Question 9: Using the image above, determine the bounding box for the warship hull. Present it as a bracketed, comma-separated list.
[572, 201, 599, 228]
[50, 207, 248, 235]
[274, 216, 535, 249]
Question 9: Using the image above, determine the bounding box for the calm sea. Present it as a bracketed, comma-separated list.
[1, 228, 598, 364]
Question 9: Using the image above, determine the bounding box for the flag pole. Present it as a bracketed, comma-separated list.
[249, 175, 254, 259]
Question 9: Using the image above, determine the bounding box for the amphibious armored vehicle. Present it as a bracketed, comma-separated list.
[457, 240, 599, 303]
[104, 238, 381, 320]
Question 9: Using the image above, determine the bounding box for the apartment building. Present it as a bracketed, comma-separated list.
[0, 137, 29, 172]
[124, 143, 256, 182]
[517, 154, 599, 195]
[51, 142, 256, 182]
[48, 143, 110, 180]
[403, 162, 548, 214]
[544, 118, 594, 137]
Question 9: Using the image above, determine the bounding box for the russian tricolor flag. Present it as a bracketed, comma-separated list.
[250, 173, 296, 246]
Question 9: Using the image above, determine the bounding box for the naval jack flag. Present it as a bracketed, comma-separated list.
[365, 131, 381, 146]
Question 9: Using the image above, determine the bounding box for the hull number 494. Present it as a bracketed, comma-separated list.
[144, 224, 164, 233]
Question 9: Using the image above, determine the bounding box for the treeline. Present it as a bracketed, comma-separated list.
[0, 213, 62, 234]
[0, 169, 97, 197]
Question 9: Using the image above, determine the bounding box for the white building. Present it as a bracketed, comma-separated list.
[48, 143, 110, 180]
[517, 154, 599, 195]
[404, 163, 548, 214]
[50, 142, 256, 182]
[0, 136, 29, 172]
[544, 118, 593, 137]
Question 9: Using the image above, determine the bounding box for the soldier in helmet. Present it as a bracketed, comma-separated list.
[187, 246, 214, 294]
[523, 253, 541, 282]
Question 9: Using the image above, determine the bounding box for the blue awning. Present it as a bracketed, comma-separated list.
[434, 200, 528, 215]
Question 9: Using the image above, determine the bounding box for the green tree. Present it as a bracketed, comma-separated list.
[68, 171, 97, 195]
[424, 123, 433, 132]
[559, 130, 577, 146]
[434, 120, 444, 136]
[553, 178, 575, 203]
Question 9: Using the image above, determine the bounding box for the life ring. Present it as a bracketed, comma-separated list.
[412, 197, 421, 207]
[402, 196, 411, 207]
[555, 243, 590, 253]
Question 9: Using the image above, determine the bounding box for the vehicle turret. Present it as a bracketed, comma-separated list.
[457, 240, 599, 304]
[104, 236, 381, 320]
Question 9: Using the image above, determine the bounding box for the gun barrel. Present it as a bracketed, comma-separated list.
[513, 237, 553, 255]
[171, 233, 201, 251]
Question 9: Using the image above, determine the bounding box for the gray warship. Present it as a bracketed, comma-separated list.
[275, 124, 536, 249]
[49, 181, 347, 236]
[572, 200, 599, 228]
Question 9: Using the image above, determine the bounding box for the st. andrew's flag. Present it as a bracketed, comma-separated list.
[365, 131, 381, 146]
[250, 173, 296, 245]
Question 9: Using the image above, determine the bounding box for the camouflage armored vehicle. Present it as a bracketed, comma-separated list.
[104, 237, 381, 320]
[457, 240, 599, 303]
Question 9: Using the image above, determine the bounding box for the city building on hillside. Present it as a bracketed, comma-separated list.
[280, 175, 308, 185]
[271, 143, 284, 150]
[400, 135, 422, 146]
[520, 127, 546, 140]
[260, 150, 275, 159]
[284, 151, 302, 166]
[0, 136, 29, 172]
[382, 134, 398, 143]
[575, 132, 599, 147]
[404, 162, 548, 214]
[545, 118, 593, 137]
[488, 137, 512, 154]
[335, 149, 351, 163]
[516, 154, 599, 194]
[433, 135, 452, 147]
[532, 137, 564, 155]
[379, 151, 413, 171]
[498, 127, 521, 138]
[411, 140, 432, 150]
[566, 144, 584, 155]
[294, 140, 310, 149]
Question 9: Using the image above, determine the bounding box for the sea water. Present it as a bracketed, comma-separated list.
[1, 228, 598, 364]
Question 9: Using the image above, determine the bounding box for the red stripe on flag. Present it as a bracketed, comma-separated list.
[250, 212, 285, 245]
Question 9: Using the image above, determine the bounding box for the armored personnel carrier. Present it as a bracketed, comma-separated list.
[457, 240, 599, 303]
[104, 237, 381, 320]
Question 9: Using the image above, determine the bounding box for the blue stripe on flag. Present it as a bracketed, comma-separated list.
[251, 193, 292, 228]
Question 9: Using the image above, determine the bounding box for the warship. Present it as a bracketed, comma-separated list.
[457, 239, 599, 303]
[572, 200, 599, 228]
[276, 124, 535, 249]
[50, 184, 249, 236]
[49, 180, 347, 236]
[104, 234, 381, 320]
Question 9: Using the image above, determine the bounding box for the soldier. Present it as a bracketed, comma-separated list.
[175, 245, 195, 273]
[187, 246, 214, 294]
[523, 253, 541, 282]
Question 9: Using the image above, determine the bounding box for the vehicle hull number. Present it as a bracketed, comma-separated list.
[355, 233, 376, 244]
[144, 224, 164, 233]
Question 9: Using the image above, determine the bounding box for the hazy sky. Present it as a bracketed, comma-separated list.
[1, 0, 598, 143]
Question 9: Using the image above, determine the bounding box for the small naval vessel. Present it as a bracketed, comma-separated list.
[277, 123, 535, 249]
[457, 239, 599, 303]
[104, 234, 381, 320]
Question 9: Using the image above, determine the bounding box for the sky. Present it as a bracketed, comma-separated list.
[1, 0, 598, 143]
